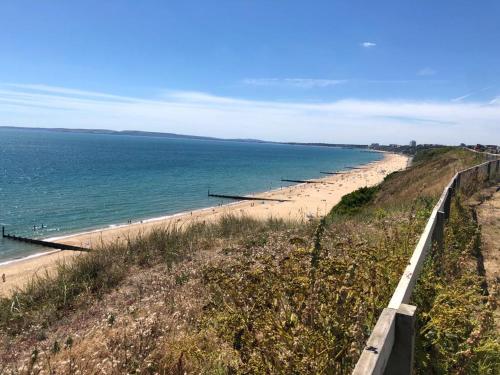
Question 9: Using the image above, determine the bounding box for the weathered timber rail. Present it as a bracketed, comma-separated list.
[208, 193, 290, 202]
[353, 156, 500, 375]
[1, 226, 90, 252]
[281, 179, 335, 184]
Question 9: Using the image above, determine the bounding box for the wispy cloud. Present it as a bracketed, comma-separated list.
[243, 78, 444, 88]
[417, 67, 436, 76]
[0, 83, 499, 144]
[242, 78, 347, 88]
[451, 87, 492, 102]
[361, 42, 376, 48]
[4, 83, 138, 102]
[451, 93, 475, 103]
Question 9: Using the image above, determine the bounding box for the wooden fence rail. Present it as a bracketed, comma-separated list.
[353, 157, 500, 375]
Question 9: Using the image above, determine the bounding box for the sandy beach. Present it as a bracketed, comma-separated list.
[0, 152, 409, 296]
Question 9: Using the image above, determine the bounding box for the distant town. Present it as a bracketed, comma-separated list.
[369, 141, 500, 155]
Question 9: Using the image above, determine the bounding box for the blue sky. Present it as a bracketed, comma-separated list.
[0, 0, 499, 144]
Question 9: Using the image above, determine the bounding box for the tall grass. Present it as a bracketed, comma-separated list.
[0, 215, 296, 335]
[152, 201, 432, 374]
[412, 196, 500, 374]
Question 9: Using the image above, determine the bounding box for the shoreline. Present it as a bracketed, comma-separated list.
[0, 249, 61, 267]
[0, 152, 409, 295]
[1, 156, 382, 263]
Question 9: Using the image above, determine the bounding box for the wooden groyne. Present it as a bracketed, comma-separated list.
[208, 193, 290, 203]
[319, 171, 347, 175]
[281, 179, 335, 184]
[1, 226, 89, 252]
[353, 156, 500, 374]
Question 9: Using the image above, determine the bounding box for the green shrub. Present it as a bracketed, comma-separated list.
[329, 186, 379, 217]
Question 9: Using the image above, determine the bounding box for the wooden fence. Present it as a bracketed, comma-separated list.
[353, 156, 500, 375]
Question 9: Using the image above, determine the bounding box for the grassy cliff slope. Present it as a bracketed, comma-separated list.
[0, 148, 495, 374]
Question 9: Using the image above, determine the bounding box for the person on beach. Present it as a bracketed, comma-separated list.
[2, 273, 5, 283]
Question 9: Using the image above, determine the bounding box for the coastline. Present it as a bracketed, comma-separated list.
[0, 152, 409, 296]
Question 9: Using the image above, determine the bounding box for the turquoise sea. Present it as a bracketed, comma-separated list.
[0, 127, 382, 262]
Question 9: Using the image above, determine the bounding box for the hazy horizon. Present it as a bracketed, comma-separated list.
[0, 125, 477, 146]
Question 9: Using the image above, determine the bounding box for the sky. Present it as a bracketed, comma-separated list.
[0, 0, 499, 144]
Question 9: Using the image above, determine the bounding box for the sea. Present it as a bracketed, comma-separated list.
[0, 127, 382, 262]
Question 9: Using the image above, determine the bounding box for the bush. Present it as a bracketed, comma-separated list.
[329, 186, 378, 216]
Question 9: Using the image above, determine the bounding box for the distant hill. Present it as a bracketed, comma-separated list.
[0, 126, 368, 149]
[0, 126, 269, 144]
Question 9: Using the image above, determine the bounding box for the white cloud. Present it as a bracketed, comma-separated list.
[0, 83, 499, 144]
[417, 67, 436, 76]
[242, 78, 347, 88]
[361, 42, 376, 48]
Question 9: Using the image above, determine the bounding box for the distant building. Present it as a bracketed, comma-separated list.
[486, 145, 499, 154]
[370, 143, 380, 148]
[410, 140, 416, 148]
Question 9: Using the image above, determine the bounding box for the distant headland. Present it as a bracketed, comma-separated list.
[0, 126, 370, 149]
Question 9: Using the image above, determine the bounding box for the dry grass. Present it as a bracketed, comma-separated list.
[413, 196, 500, 374]
[0, 147, 495, 374]
[374, 148, 485, 205]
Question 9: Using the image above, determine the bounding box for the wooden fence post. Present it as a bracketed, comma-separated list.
[385, 304, 417, 375]
[433, 211, 445, 252]
[450, 179, 456, 198]
[443, 190, 452, 220]
[352, 309, 397, 375]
